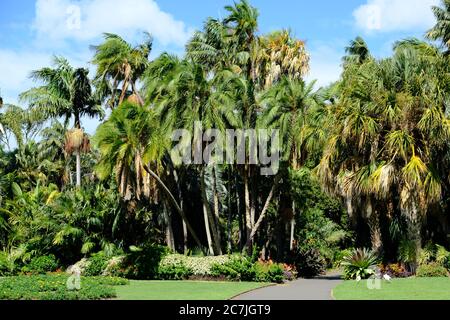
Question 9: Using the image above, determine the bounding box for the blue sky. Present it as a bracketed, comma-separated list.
[0, 0, 441, 134]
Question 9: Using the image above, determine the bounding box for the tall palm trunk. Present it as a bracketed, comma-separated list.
[212, 166, 222, 247]
[75, 150, 81, 187]
[243, 175, 281, 252]
[243, 168, 252, 247]
[203, 203, 214, 255]
[143, 165, 205, 254]
[163, 201, 175, 251]
[366, 198, 382, 253]
[290, 200, 296, 251]
[200, 167, 222, 255]
[403, 197, 422, 272]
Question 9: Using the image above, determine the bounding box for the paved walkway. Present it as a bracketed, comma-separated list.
[233, 272, 342, 300]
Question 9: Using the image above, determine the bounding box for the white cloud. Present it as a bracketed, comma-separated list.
[353, 0, 439, 32]
[306, 44, 343, 88]
[0, 50, 51, 105]
[33, 0, 193, 46]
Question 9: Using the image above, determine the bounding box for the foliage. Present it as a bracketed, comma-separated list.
[295, 208, 348, 267]
[398, 239, 418, 267]
[158, 263, 193, 280]
[416, 263, 449, 278]
[210, 256, 257, 281]
[0, 275, 127, 300]
[341, 248, 380, 280]
[253, 261, 285, 283]
[84, 253, 110, 277]
[379, 263, 412, 278]
[159, 254, 231, 276]
[21, 254, 59, 275]
[118, 244, 171, 280]
[0, 251, 16, 276]
[293, 248, 325, 278]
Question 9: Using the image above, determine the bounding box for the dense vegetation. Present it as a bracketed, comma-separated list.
[1, 0, 450, 285]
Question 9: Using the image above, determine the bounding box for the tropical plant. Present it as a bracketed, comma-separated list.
[20, 57, 103, 187]
[341, 248, 380, 280]
[92, 33, 152, 108]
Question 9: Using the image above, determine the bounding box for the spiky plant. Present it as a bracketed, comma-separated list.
[341, 248, 380, 280]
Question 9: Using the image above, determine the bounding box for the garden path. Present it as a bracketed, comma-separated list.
[232, 271, 342, 300]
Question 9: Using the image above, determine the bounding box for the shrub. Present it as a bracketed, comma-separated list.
[294, 248, 325, 278]
[21, 254, 59, 275]
[341, 248, 379, 280]
[435, 245, 450, 269]
[84, 253, 109, 277]
[398, 239, 417, 268]
[158, 263, 193, 280]
[416, 263, 449, 278]
[254, 261, 285, 283]
[334, 249, 352, 268]
[120, 244, 171, 279]
[211, 256, 256, 281]
[379, 263, 411, 278]
[0, 275, 127, 300]
[159, 254, 231, 276]
[295, 208, 348, 268]
[0, 251, 16, 276]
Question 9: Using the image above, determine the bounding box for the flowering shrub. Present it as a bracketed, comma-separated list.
[159, 254, 231, 276]
[379, 263, 411, 278]
[416, 263, 449, 278]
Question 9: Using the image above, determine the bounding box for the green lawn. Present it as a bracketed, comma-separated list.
[333, 277, 450, 300]
[114, 280, 269, 300]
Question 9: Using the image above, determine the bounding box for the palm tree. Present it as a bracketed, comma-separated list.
[259, 77, 322, 250]
[426, 0, 450, 50]
[319, 40, 449, 261]
[91, 33, 152, 109]
[20, 57, 103, 187]
[343, 36, 371, 65]
[144, 53, 238, 255]
[93, 101, 205, 252]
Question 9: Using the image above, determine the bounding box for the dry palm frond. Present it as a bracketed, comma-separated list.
[64, 129, 84, 154]
[127, 93, 142, 106]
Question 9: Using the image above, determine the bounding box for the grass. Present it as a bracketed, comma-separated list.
[114, 280, 270, 300]
[333, 277, 450, 300]
[0, 275, 128, 300]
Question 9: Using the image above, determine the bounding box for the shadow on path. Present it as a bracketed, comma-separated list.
[232, 271, 343, 301]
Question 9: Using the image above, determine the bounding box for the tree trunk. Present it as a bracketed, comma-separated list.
[183, 220, 188, 255]
[243, 175, 281, 253]
[404, 199, 422, 273]
[143, 165, 205, 254]
[203, 203, 214, 255]
[212, 166, 222, 247]
[75, 150, 81, 187]
[131, 81, 145, 106]
[227, 168, 233, 253]
[244, 168, 252, 243]
[290, 200, 296, 251]
[163, 201, 175, 251]
[367, 199, 382, 254]
[200, 167, 222, 255]
[236, 173, 243, 250]
[119, 77, 130, 105]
